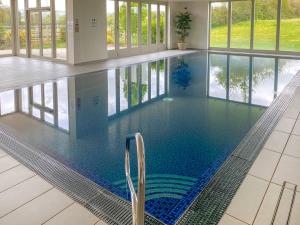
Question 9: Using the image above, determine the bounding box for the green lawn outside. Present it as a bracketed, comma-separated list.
[211, 19, 300, 52]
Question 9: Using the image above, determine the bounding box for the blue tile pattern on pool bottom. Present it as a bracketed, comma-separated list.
[0, 52, 299, 224]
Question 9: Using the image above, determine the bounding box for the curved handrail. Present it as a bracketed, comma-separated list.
[125, 133, 145, 225]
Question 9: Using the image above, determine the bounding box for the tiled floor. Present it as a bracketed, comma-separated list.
[0, 50, 196, 91]
[0, 152, 107, 225]
[219, 87, 300, 225]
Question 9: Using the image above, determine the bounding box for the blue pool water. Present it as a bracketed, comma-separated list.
[0, 52, 300, 224]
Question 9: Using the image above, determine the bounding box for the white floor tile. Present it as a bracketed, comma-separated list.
[0, 176, 52, 218]
[0, 149, 6, 158]
[249, 149, 281, 181]
[44, 203, 98, 225]
[272, 155, 300, 187]
[284, 107, 300, 120]
[0, 189, 73, 225]
[218, 214, 247, 225]
[0, 165, 35, 193]
[275, 118, 296, 133]
[264, 131, 289, 153]
[226, 175, 269, 224]
[289, 191, 300, 225]
[0, 156, 20, 174]
[253, 183, 281, 225]
[284, 135, 300, 158]
[292, 120, 300, 136]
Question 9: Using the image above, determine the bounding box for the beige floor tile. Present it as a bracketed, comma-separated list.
[226, 175, 269, 224]
[253, 183, 281, 225]
[275, 118, 296, 133]
[0, 149, 6, 158]
[0, 176, 52, 218]
[284, 107, 300, 120]
[44, 203, 98, 225]
[0, 189, 73, 225]
[289, 191, 300, 225]
[0, 156, 20, 173]
[272, 187, 294, 225]
[272, 155, 300, 187]
[249, 149, 281, 181]
[218, 214, 248, 225]
[95, 221, 108, 225]
[0, 165, 35, 193]
[264, 131, 289, 153]
[292, 120, 300, 136]
[284, 135, 300, 158]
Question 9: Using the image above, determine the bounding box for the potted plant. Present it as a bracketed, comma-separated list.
[175, 8, 192, 50]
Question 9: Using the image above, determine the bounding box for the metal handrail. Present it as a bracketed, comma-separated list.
[125, 133, 145, 225]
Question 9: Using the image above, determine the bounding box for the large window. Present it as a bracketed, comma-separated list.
[210, 2, 228, 48]
[0, 0, 12, 55]
[131, 2, 139, 47]
[231, 1, 251, 49]
[106, 1, 167, 52]
[280, 0, 300, 51]
[107, 0, 115, 50]
[210, 0, 300, 53]
[254, 0, 277, 50]
[151, 4, 157, 44]
[119, 1, 127, 49]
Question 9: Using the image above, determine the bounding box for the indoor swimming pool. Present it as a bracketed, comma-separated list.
[0, 51, 299, 224]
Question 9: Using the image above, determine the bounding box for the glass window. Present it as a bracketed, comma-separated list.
[278, 59, 300, 93]
[131, 2, 139, 48]
[210, 2, 228, 48]
[32, 107, 41, 119]
[280, 0, 300, 52]
[151, 4, 157, 44]
[108, 69, 117, 116]
[141, 3, 148, 46]
[28, 0, 37, 8]
[0, 0, 12, 55]
[0, 90, 15, 115]
[254, 0, 277, 50]
[41, 0, 50, 7]
[107, 0, 115, 50]
[55, 0, 67, 59]
[44, 112, 54, 124]
[18, 0, 26, 55]
[209, 54, 227, 99]
[159, 5, 166, 44]
[229, 56, 250, 103]
[231, 1, 251, 49]
[42, 11, 52, 57]
[119, 1, 127, 49]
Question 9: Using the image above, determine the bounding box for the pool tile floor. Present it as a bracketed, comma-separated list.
[219, 86, 300, 225]
[0, 152, 107, 225]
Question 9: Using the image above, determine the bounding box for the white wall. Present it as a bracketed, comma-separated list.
[67, 0, 108, 64]
[168, 0, 209, 50]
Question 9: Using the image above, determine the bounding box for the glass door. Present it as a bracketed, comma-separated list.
[28, 9, 52, 58]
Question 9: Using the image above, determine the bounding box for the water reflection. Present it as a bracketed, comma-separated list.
[108, 59, 168, 118]
[0, 79, 70, 132]
[208, 53, 300, 107]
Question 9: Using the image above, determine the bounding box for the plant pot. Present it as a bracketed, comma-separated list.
[178, 42, 187, 50]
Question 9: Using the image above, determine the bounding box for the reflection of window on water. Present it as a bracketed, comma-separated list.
[208, 54, 300, 107]
[18, 79, 70, 132]
[108, 60, 167, 117]
[0, 91, 15, 115]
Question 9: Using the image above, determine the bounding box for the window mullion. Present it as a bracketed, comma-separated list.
[250, 0, 255, 49]
[276, 0, 282, 52]
[228, 1, 232, 48]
